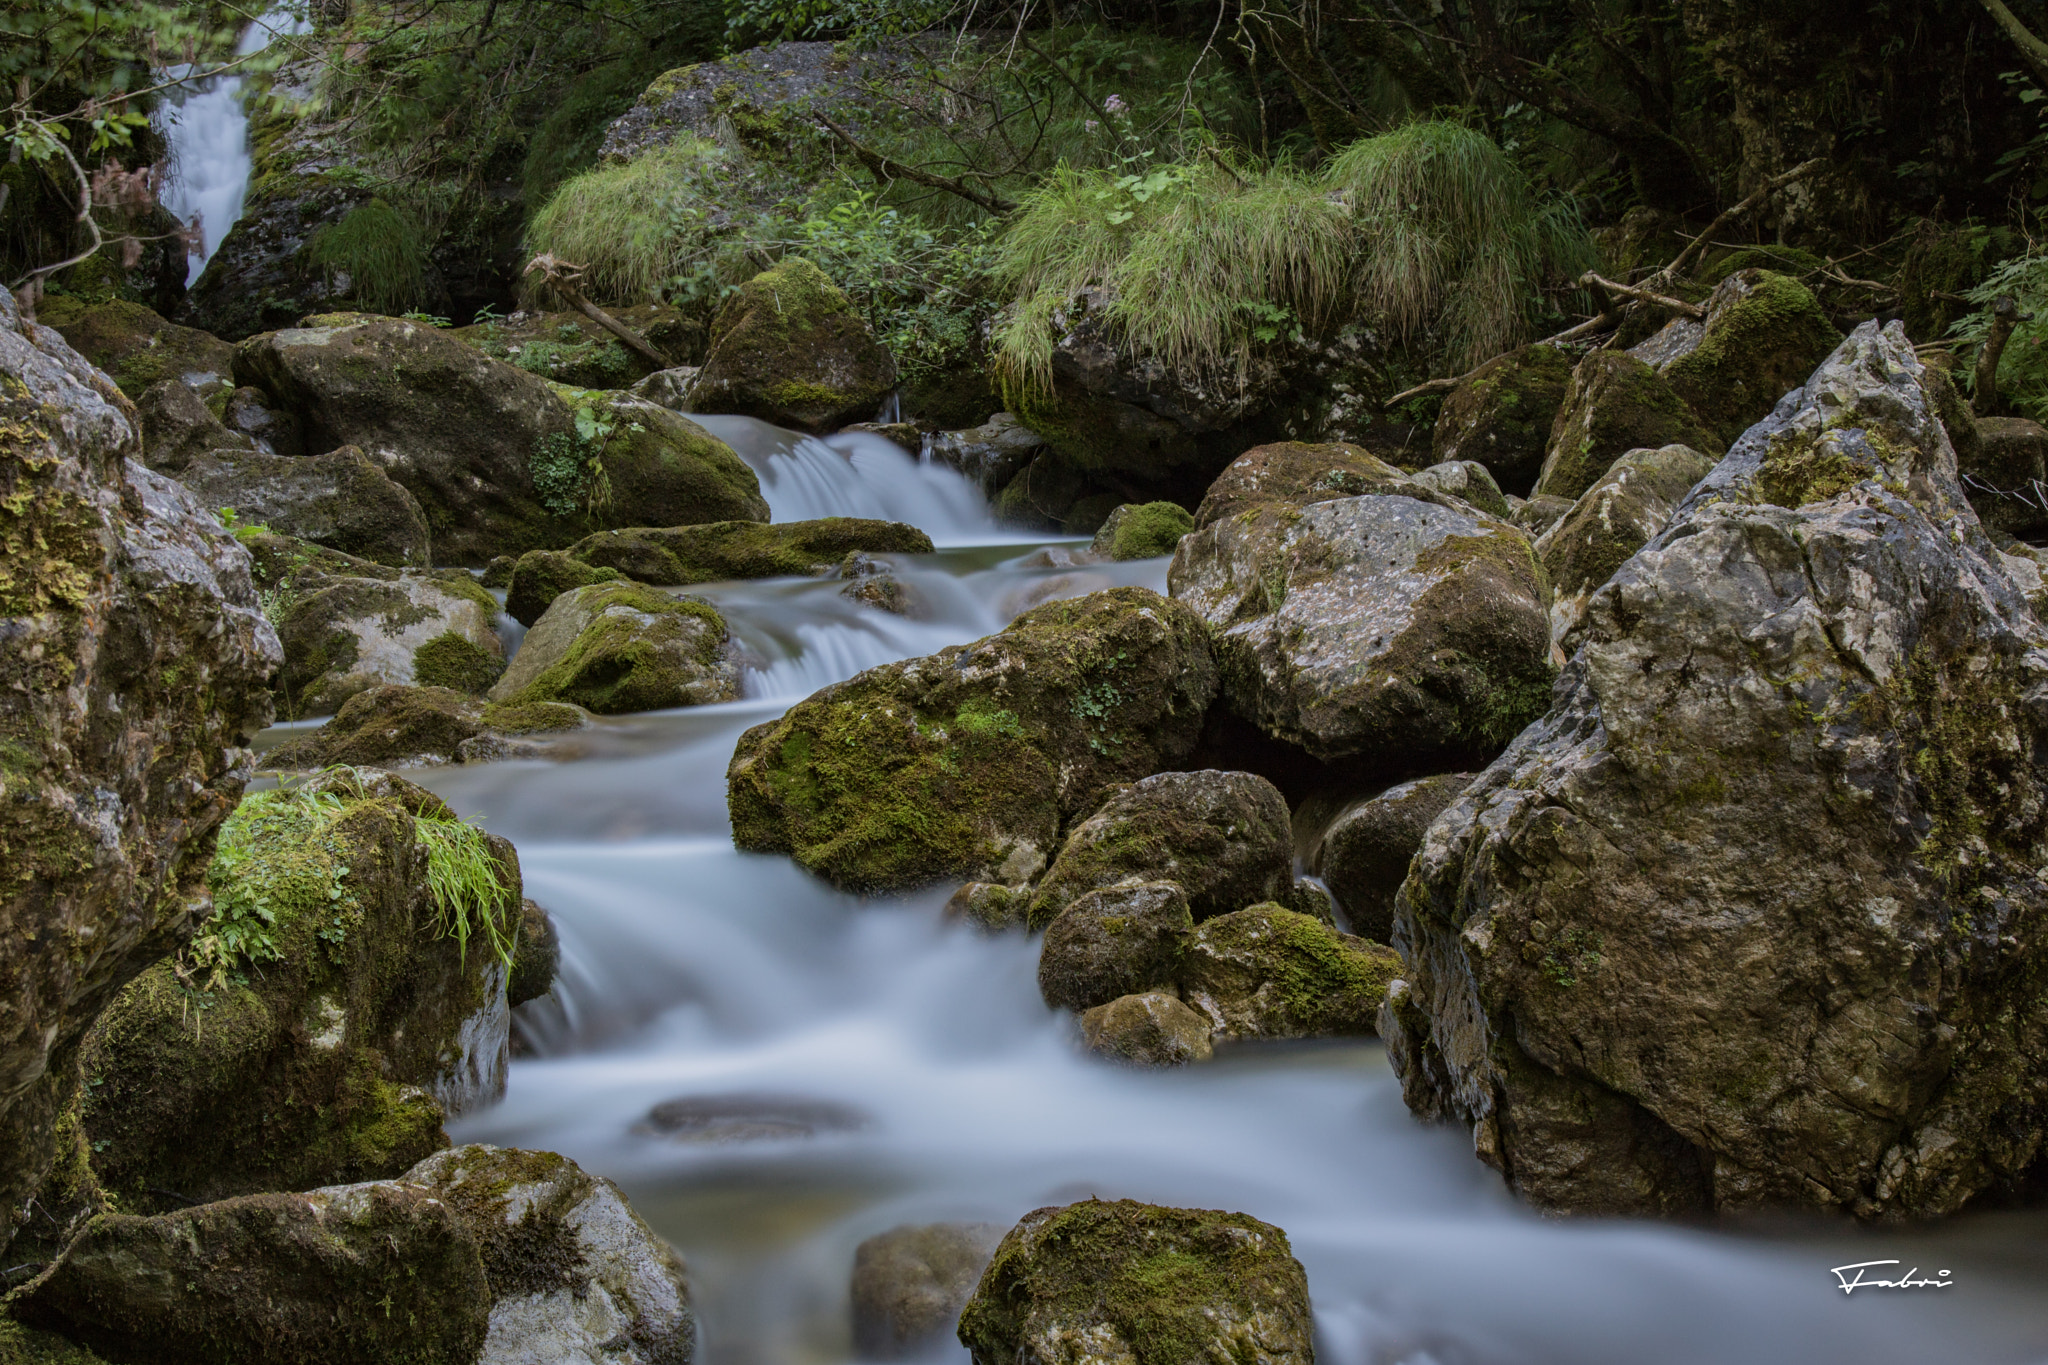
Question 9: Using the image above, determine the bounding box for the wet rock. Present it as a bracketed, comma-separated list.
[1410, 459, 1512, 518]
[1025, 771, 1292, 929]
[1535, 443, 1713, 645]
[1282, 878, 1338, 926]
[452, 304, 698, 388]
[929, 411, 1045, 491]
[1169, 493, 1555, 769]
[234, 314, 766, 562]
[0, 294, 277, 1250]
[1431, 342, 1575, 495]
[1316, 774, 1476, 942]
[1038, 882, 1193, 1012]
[1079, 992, 1215, 1066]
[1192, 439, 1445, 528]
[629, 365, 702, 410]
[1535, 350, 1716, 502]
[992, 447, 1102, 530]
[1386, 321, 2048, 1219]
[36, 295, 235, 399]
[1962, 416, 2048, 540]
[729, 588, 1217, 892]
[221, 384, 304, 457]
[1632, 269, 1841, 449]
[838, 550, 924, 617]
[636, 1094, 867, 1143]
[841, 421, 923, 454]
[506, 549, 624, 627]
[853, 1222, 1005, 1360]
[178, 444, 433, 569]
[260, 686, 577, 771]
[79, 769, 516, 1213]
[492, 581, 741, 714]
[481, 554, 518, 588]
[943, 882, 1026, 932]
[1181, 905, 1399, 1041]
[1510, 492, 1574, 536]
[13, 1182, 493, 1365]
[136, 376, 250, 472]
[569, 517, 934, 587]
[686, 257, 898, 433]
[1088, 500, 1194, 560]
[509, 900, 561, 1008]
[956, 1199, 1313, 1363]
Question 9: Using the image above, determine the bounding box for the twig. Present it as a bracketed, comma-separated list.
[1653, 157, 1825, 287]
[1202, 144, 1249, 189]
[521, 255, 674, 370]
[814, 111, 1017, 215]
[1580, 271, 1704, 318]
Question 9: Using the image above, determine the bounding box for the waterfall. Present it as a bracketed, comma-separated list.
[158, 11, 306, 283]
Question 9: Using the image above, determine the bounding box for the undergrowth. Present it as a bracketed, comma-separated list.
[307, 197, 428, 313]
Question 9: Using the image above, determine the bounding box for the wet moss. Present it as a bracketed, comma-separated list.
[1101, 502, 1195, 560]
[1182, 906, 1400, 1037]
[506, 549, 622, 628]
[480, 700, 585, 734]
[412, 631, 505, 694]
[1665, 272, 1840, 448]
[499, 582, 732, 714]
[570, 517, 933, 586]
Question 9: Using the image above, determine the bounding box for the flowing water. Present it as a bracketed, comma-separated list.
[265, 425, 2048, 1362]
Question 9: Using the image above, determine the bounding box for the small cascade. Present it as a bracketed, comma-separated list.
[159, 11, 304, 282]
[875, 390, 903, 424]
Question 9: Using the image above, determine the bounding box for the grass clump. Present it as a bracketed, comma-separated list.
[307, 198, 429, 314]
[526, 138, 736, 306]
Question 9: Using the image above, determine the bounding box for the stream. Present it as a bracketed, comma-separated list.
[243, 424, 2048, 1365]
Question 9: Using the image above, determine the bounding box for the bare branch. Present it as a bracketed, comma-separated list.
[813, 111, 1017, 215]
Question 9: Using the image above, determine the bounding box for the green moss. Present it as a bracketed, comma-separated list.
[1538, 352, 1715, 502]
[1108, 502, 1194, 560]
[0, 1315, 115, 1364]
[1539, 925, 1605, 988]
[1754, 434, 1872, 508]
[502, 583, 732, 714]
[412, 631, 505, 694]
[505, 549, 622, 627]
[571, 517, 933, 586]
[480, 700, 584, 734]
[1192, 906, 1400, 1030]
[1664, 272, 1841, 447]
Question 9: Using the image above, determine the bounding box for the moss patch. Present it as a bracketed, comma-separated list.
[1664, 271, 1841, 448]
[412, 631, 506, 694]
[570, 517, 933, 586]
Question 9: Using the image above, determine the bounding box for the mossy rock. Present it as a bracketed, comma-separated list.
[1963, 417, 2048, 540]
[78, 769, 518, 1214]
[177, 444, 433, 569]
[992, 448, 1098, 529]
[1179, 905, 1400, 1041]
[269, 558, 504, 720]
[1651, 270, 1842, 449]
[36, 296, 235, 399]
[956, 1199, 1313, 1364]
[452, 304, 698, 387]
[1002, 378, 1201, 481]
[264, 685, 486, 769]
[728, 587, 1217, 893]
[1536, 351, 1717, 503]
[506, 549, 623, 627]
[1088, 501, 1194, 560]
[508, 901, 560, 1008]
[1191, 440, 1451, 529]
[1077, 992, 1215, 1067]
[1536, 443, 1715, 645]
[135, 377, 249, 474]
[1431, 342, 1574, 496]
[1410, 459, 1512, 518]
[568, 516, 934, 587]
[1024, 770, 1292, 930]
[490, 580, 740, 714]
[1038, 881, 1193, 1013]
[1315, 773, 1476, 942]
[689, 257, 897, 433]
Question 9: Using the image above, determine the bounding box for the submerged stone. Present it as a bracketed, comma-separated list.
[853, 1222, 1005, 1360]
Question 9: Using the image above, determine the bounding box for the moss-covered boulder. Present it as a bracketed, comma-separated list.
[1314, 773, 1475, 942]
[1180, 905, 1399, 1042]
[943, 881, 1027, 932]
[14, 1144, 694, 1365]
[509, 900, 562, 1008]
[1192, 440, 1446, 528]
[505, 549, 623, 627]
[178, 444, 433, 569]
[1431, 342, 1575, 495]
[1635, 269, 1842, 449]
[956, 1199, 1313, 1364]
[261, 686, 582, 771]
[853, 1222, 1004, 1361]
[76, 769, 517, 1215]
[0, 293, 278, 1253]
[1169, 494, 1555, 770]
[569, 516, 934, 586]
[688, 257, 898, 433]
[1087, 501, 1194, 560]
[491, 580, 741, 713]
[136, 377, 250, 473]
[1078, 992, 1215, 1066]
[1510, 491, 1574, 537]
[453, 304, 699, 387]
[1536, 443, 1714, 645]
[1535, 351, 1717, 502]
[1024, 771, 1292, 930]
[36, 296, 235, 400]
[232, 315, 766, 562]
[1410, 459, 1511, 518]
[1387, 322, 2048, 1218]
[1038, 882, 1193, 1013]
[729, 587, 1217, 892]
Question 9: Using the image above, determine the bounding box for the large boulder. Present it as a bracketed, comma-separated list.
[1192, 439, 1444, 528]
[1180, 905, 1399, 1042]
[78, 769, 517, 1213]
[135, 376, 251, 473]
[1534, 443, 1714, 645]
[1632, 269, 1841, 449]
[567, 517, 933, 587]
[1315, 772, 1477, 942]
[1169, 493, 1555, 770]
[261, 685, 585, 771]
[1431, 342, 1575, 495]
[177, 444, 433, 569]
[15, 1144, 693, 1365]
[1023, 770, 1292, 929]
[0, 294, 278, 1252]
[729, 588, 1217, 892]
[490, 581, 742, 714]
[233, 315, 766, 562]
[1534, 350, 1716, 502]
[1385, 322, 2048, 1219]
[686, 258, 897, 433]
[36, 296, 235, 400]
[955, 1199, 1313, 1365]
[852, 1222, 1004, 1360]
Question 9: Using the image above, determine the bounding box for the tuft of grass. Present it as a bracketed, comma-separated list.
[308, 198, 429, 314]
[525, 137, 736, 305]
[413, 812, 518, 972]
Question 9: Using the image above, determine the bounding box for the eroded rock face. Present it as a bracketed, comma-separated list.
[0, 293, 279, 1251]
[178, 444, 432, 569]
[1535, 350, 1716, 502]
[1431, 342, 1574, 495]
[1024, 770, 1292, 929]
[956, 1199, 1313, 1365]
[1316, 773, 1476, 942]
[1170, 493, 1554, 770]
[1386, 322, 2048, 1219]
[1535, 443, 1713, 646]
[687, 258, 897, 433]
[728, 588, 1216, 892]
[490, 581, 741, 714]
[852, 1222, 1004, 1360]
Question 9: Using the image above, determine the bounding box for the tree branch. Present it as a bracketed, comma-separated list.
[814, 111, 1017, 215]
[1653, 158, 1825, 286]
[1979, 0, 2048, 88]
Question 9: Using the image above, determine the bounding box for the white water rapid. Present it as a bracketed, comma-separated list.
[261, 418, 2048, 1364]
[159, 11, 303, 282]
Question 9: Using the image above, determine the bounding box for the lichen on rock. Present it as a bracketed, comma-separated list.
[1535, 349, 1717, 502]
